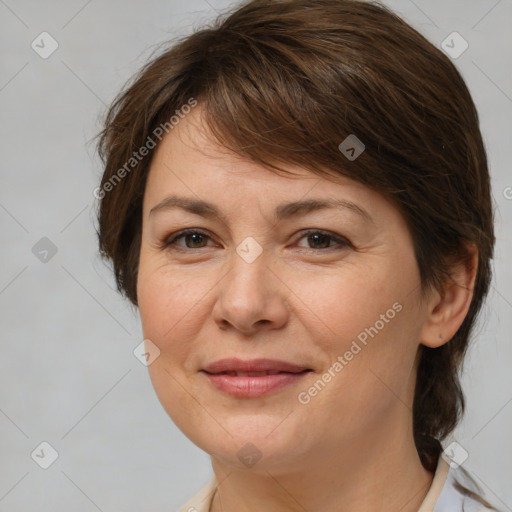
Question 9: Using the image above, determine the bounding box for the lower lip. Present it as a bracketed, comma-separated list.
[201, 371, 310, 398]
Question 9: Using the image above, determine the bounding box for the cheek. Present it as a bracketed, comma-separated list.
[137, 259, 210, 339]
[137, 264, 213, 438]
[137, 269, 203, 396]
[293, 262, 400, 352]
[340, 291, 423, 417]
[144, 354, 213, 452]
[300, 259, 421, 407]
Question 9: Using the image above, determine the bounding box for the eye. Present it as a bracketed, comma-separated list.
[163, 229, 214, 249]
[295, 230, 351, 250]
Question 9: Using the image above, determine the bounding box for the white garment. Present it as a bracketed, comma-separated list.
[177, 455, 497, 512]
[433, 460, 497, 511]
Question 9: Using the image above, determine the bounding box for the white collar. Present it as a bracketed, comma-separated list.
[177, 454, 495, 512]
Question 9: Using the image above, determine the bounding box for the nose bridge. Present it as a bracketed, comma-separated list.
[223, 242, 272, 306]
[213, 240, 288, 333]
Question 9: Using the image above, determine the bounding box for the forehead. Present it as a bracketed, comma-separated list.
[145, 105, 378, 209]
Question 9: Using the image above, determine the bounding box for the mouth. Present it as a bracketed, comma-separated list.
[200, 358, 313, 398]
[202, 357, 312, 374]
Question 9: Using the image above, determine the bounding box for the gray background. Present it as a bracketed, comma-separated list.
[0, 0, 511, 510]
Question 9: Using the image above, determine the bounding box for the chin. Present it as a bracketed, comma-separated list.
[189, 416, 308, 473]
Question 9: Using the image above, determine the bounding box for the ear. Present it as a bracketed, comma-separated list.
[420, 243, 478, 348]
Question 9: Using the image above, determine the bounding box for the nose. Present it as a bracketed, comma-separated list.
[212, 250, 289, 335]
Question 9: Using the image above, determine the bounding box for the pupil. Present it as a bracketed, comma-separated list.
[310, 234, 329, 248]
[187, 234, 205, 248]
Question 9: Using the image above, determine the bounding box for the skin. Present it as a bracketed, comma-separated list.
[137, 105, 478, 512]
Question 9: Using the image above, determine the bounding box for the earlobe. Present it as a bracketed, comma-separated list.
[420, 244, 478, 348]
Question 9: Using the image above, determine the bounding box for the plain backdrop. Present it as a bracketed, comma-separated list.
[1, 0, 511, 510]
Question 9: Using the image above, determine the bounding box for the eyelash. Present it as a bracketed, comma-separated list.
[161, 228, 351, 252]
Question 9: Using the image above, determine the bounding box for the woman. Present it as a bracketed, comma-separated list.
[95, 0, 499, 510]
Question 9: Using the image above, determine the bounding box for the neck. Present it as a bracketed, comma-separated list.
[209, 413, 434, 512]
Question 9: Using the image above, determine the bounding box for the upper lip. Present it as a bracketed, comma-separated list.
[202, 358, 311, 374]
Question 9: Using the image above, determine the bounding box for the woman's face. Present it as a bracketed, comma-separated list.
[137, 106, 432, 473]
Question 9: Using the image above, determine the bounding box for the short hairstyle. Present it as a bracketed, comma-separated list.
[96, 0, 495, 475]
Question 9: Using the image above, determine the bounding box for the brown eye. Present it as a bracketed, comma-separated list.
[307, 233, 331, 249]
[163, 229, 213, 249]
[181, 233, 208, 248]
[296, 230, 350, 250]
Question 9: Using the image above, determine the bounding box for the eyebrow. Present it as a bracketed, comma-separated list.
[149, 195, 374, 225]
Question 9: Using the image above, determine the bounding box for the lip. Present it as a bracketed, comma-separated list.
[201, 358, 312, 398]
[202, 358, 310, 374]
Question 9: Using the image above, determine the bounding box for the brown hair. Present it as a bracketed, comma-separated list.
[96, 0, 495, 478]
